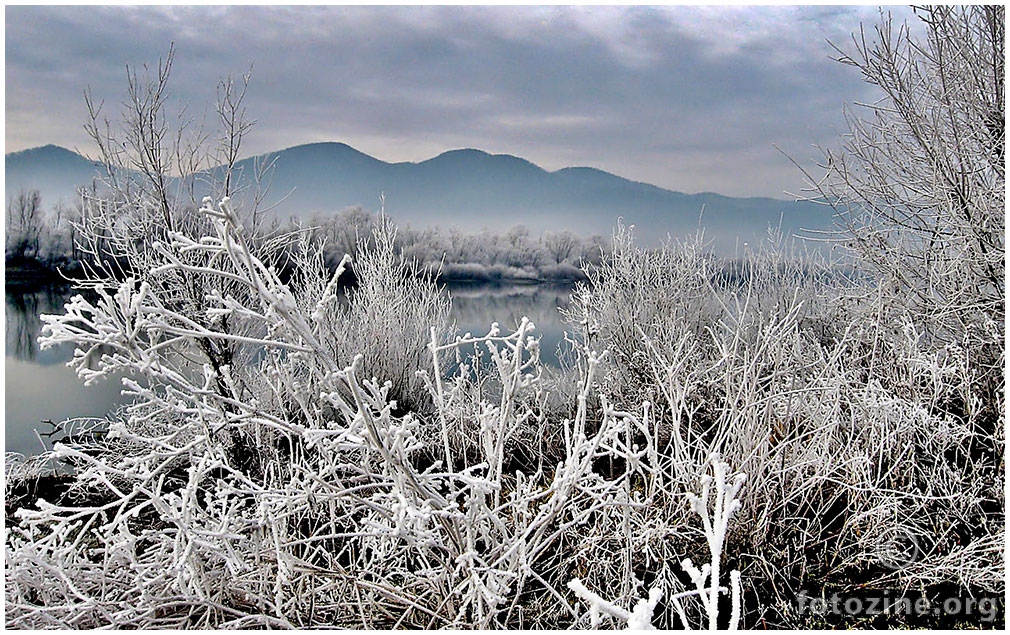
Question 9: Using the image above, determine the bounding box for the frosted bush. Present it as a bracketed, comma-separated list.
[562, 223, 720, 405]
[6, 190, 1000, 628]
[561, 220, 1002, 626]
[7, 196, 755, 629]
[568, 454, 746, 631]
[313, 211, 453, 416]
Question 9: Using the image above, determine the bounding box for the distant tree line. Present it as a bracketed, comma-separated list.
[6, 187, 606, 285]
[305, 206, 605, 283]
[5, 188, 85, 277]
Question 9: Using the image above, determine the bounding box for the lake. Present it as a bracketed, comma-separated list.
[4, 281, 575, 456]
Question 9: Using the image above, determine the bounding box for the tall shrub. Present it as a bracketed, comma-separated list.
[816, 6, 1004, 375]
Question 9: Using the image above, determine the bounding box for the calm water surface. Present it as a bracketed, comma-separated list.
[5, 282, 574, 455]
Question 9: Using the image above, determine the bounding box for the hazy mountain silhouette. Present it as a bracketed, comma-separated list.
[5, 142, 834, 252]
[4, 145, 106, 208]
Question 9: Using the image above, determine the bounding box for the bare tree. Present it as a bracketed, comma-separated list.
[74, 46, 288, 455]
[83, 43, 270, 239]
[215, 70, 253, 198]
[84, 44, 186, 231]
[6, 188, 43, 260]
[209, 67, 278, 234]
[544, 229, 579, 264]
[813, 6, 1004, 345]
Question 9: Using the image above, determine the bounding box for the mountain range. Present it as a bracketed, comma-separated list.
[4, 143, 835, 252]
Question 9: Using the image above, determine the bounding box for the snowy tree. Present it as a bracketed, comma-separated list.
[817, 6, 1004, 344]
[544, 229, 579, 264]
[309, 205, 377, 268]
[6, 188, 44, 260]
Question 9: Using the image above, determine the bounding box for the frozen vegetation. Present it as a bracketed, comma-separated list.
[305, 206, 603, 283]
[6, 189, 602, 286]
[4, 6, 1004, 629]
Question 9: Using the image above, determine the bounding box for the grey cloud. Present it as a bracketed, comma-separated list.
[5, 5, 913, 197]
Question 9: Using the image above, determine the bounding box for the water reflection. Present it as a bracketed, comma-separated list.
[5, 284, 76, 363]
[447, 282, 573, 367]
[6, 356, 125, 455]
[5, 284, 129, 455]
[5, 282, 575, 455]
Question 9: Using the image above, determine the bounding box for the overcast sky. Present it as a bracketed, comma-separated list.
[5, 4, 915, 198]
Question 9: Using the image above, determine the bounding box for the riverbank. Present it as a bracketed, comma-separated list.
[3, 258, 76, 290]
[6, 255, 588, 289]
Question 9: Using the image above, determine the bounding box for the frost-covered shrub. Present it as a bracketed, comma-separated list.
[6, 190, 1000, 629]
[569, 454, 745, 631]
[562, 223, 721, 408]
[563, 220, 1003, 625]
[6, 197, 748, 629]
[318, 213, 453, 415]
